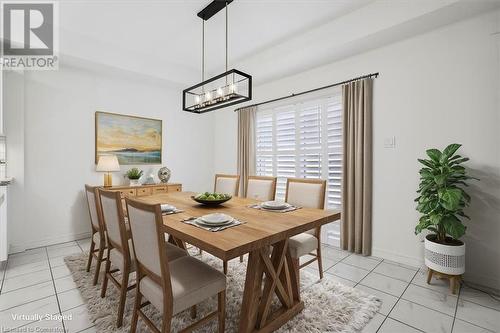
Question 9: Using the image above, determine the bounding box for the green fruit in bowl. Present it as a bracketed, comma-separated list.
[194, 192, 231, 201]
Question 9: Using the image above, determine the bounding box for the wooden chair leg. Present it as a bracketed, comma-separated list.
[427, 268, 433, 284]
[100, 250, 111, 298]
[223, 260, 228, 275]
[190, 305, 197, 319]
[92, 247, 105, 286]
[239, 255, 244, 263]
[161, 313, 172, 333]
[316, 247, 324, 280]
[218, 290, 226, 333]
[116, 269, 130, 327]
[130, 285, 141, 333]
[86, 241, 95, 272]
[199, 248, 203, 255]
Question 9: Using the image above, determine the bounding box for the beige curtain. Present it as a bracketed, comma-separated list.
[341, 78, 373, 256]
[237, 106, 257, 196]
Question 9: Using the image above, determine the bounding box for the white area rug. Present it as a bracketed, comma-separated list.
[64, 251, 380, 332]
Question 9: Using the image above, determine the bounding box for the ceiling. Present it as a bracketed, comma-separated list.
[58, 0, 500, 86]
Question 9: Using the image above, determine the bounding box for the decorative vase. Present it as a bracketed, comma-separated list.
[424, 234, 465, 275]
[129, 179, 140, 186]
[158, 166, 171, 183]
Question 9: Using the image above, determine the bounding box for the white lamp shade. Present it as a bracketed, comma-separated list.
[96, 155, 120, 172]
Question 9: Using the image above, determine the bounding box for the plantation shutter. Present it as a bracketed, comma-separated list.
[255, 88, 343, 208]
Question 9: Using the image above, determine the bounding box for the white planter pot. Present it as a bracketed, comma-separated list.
[424, 235, 465, 275]
[129, 179, 140, 186]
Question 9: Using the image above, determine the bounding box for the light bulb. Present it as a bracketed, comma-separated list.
[229, 83, 237, 94]
[195, 95, 201, 105]
[205, 91, 212, 101]
[217, 87, 224, 97]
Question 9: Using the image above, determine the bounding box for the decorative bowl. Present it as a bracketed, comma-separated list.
[191, 195, 232, 206]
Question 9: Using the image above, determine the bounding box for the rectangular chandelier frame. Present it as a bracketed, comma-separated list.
[182, 69, 252, 114]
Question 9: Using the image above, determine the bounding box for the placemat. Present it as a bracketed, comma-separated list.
[248, 203, 301, 213]
[181, 217, 245, 232]
[162, 208, 184, 215]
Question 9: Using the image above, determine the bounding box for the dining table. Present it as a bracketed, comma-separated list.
[136, 191, 341, 333]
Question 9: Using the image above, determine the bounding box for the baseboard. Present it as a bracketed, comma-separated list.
[463, 271, 500, 292]
[372, 247, 424, 269]
[9, 231, 92, 254]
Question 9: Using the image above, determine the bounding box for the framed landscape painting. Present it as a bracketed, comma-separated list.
[95, 111, 162, 165]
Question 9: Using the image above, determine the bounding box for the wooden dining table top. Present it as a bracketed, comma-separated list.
[136, 191, 341, 261]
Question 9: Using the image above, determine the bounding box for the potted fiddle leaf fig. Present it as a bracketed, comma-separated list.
[125, 168, 143, 186]
[415, 143, 477, 276]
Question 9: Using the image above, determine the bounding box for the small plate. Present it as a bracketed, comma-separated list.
[261, 201, 290, 210]
[200, 213, 232, 225]
[161, 204, 176, 212]
[194, 218, 233, 227]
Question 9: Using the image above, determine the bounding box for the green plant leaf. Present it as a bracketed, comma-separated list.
[415, 218, 432, 235]
[434, 174, 446, 186]
[426, 149, 442, 162]
[442, 215, 466, 239]
[449, 157, 469, 166]
[418, 159, 435, 168]
[439, 188, 462, 211]
[430, 213, 443, 225]
[443, 143, 462, 159]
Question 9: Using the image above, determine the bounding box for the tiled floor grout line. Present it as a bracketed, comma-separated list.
[45, 247, 67, 333]
[398, 295, 457, 318]
[389, 317, 426, 332]
[353, 256, 385, 288]
[75, 240, 85, 253]
[1, 278, 53, 294]
[454, 293, 500, 312]
[375, 268, 420, 333]
[450, 286, 461, 333]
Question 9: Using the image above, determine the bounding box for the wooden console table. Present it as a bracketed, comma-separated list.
[106, 183, 182, 198]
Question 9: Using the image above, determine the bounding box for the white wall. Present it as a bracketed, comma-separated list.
[4, 64, 216, 252]
[214, 11, 500, 289]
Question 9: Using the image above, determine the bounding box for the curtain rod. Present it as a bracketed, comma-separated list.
[234, 72, 379, 112]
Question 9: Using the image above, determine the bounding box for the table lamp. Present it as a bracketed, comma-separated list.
[96, 155, 120, 187]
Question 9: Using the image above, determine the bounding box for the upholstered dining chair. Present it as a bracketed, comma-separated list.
[98, 189, 137, 327]
[245, 176, 277, 201]
[285, 178, 327, 284]
[207, 174, 241, 272]
[214, 174, 240, 196]
[99, 189, 188, 327]
[234, 176, 278, 263]
[126, 198, 226, 333]
[84, 185, 107, 286]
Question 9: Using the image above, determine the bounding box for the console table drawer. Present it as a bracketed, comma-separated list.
[137, 187, 152, 196]
[168, 185, 182, 192]
[152, 186, 168, 194]
[120, 189, 136, 197]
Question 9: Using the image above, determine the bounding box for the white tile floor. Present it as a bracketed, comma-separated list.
[0, 239, 498, 333]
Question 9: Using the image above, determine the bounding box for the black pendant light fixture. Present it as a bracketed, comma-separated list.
[182, 0, 252, 114]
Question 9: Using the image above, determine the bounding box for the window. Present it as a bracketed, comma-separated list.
[255, 89, 342, 209]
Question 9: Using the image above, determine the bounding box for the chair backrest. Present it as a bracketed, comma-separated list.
[246, 176, 277, 201]
[214, 174, 240, 196]
[99, 189, 130, 252]
[125, 198, 173, 302]
[84, 184, 103, 232]
[126, 199, 163, 277]
[285, 178, 326, 209]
